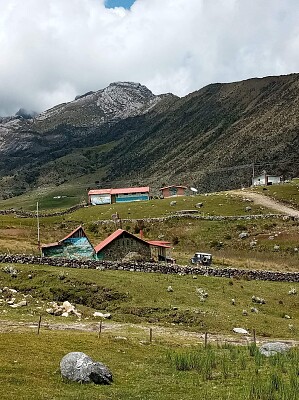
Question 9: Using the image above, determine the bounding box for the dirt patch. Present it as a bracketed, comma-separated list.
[0, 319, 297, 347]
[232, 191, 299, 217]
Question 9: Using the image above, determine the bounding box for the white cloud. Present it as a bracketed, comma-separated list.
[0, 0, 299, 115]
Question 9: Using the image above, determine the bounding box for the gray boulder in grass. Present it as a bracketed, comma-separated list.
[60, 352, 113, 384]
[259, 342, 290, 357]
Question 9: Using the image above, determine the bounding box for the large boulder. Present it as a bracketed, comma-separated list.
[259, 342, 290, 357]
[60, 352, 113, 384]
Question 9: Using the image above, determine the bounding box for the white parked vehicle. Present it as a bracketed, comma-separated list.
[190, 252, 212, 266]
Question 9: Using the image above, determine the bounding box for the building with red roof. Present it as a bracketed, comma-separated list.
[88, 187, 150, 205]
[41, 226, 95, 259]
[94, 229, 172, 262]
[160, 185, 187, 198]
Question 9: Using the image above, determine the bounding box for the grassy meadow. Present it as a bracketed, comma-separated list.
[0, 330, 299, 400]
[0, 189, 299, 267]
[0, 263, 299, 399]
[0, 183, 299, 398]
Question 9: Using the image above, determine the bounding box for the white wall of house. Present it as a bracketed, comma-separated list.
[252, 174, 281, 186]
[90, 194, 111, 205]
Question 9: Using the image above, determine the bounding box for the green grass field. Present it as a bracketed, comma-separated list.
[0, 330, 298, 400]
[0, 263, 299, 399]
[0, 183, 299, 399]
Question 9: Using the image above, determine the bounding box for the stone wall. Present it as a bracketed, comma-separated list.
[0, 254, 299, 282]
[98, 236, 151, 261]
[0, 203, 86, 218]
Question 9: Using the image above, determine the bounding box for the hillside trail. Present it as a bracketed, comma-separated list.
[231, 190, 299, 217]
[0, 319, 297, 347]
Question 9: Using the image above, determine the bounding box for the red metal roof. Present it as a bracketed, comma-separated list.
[160, 185, 187, 190]
[147, 240, 172, 248]
[94, 229, 153, 254]
[41, 242, 59, 249]
[59, 225, 85, 242]
[88, 189, 112, 195]
[111, 187, 149, 194]
[88, 187, 150, 196]
[94, 229, 125, 253]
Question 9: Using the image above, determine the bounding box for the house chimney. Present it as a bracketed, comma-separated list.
[140, 229, 143, 239]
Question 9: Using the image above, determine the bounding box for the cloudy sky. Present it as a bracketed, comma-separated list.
[1, 0, 299, 115]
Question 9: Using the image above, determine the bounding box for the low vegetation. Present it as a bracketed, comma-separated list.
[0, 184, 298, 398]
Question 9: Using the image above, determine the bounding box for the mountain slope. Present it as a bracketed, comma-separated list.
[1, 74, 299, 198]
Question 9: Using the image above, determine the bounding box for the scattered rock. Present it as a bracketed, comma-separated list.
[196, 287, 208, 301]
[245, 206, 252, 212]
[60, 352, 112, 384]
[239, 232, 249, 239]
[231, 298, 235, 305]
[170, 201, 177, 206]
[273, 245, 280, 251]
[233, 327, 249, 334]
[10, 300, 27, 308]
[167, 286, 173, 292]
[259, 342, 290, 357]
[242, 309, 248, 316]
[284, 314, 291, 319]
[47, 301, 81, 318]
[250, 307, 258, 313]
[195, 203, 203, 208]
[252, 296, 265, 304]
[288, 288, 297, 295]
[93, 312, 111, 319]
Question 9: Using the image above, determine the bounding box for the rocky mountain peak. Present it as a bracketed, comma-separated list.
[34, 81, 164, 129]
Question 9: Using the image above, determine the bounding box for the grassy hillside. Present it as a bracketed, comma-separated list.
[0, 185, 299, 399]
[0, 263, 298, 399]
[0, 187, 299, 269]
[2, 74, 299, 199]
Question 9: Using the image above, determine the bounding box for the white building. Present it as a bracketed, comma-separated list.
[252, 171, 282, 186]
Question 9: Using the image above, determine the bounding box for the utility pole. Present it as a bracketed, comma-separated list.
[252, 162, 255, 185]
[37, 202, 41, 256]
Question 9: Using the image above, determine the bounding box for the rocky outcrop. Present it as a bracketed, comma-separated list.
[60, 352, 112, 384]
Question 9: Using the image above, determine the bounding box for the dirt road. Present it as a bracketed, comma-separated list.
[0, 319, 297, 347]
[232, 190, 299, 217]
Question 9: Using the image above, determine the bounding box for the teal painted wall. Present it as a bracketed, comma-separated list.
[115, 194, 149, 203]
[42, 237, 94, 259]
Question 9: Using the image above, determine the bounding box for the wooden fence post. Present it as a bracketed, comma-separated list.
[253, 329, 256, 345]
[204, 332, 208, 348]
[98, 320, 102, 338]
[149, 328, 153, 343]
[37, 315, 42, 335]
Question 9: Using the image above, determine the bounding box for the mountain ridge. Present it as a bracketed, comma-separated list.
[0, 74, 299, 199]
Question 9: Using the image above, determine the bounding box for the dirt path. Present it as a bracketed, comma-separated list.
[0, 319, 297, 347]
[231, 190, 299, 217]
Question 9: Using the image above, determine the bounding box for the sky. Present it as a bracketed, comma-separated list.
[1, 0, 299, 116]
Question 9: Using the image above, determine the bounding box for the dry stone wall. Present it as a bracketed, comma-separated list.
[0, 254, 299, 282]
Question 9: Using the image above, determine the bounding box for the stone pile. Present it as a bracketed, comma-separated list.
[46, 301, 81, 318]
